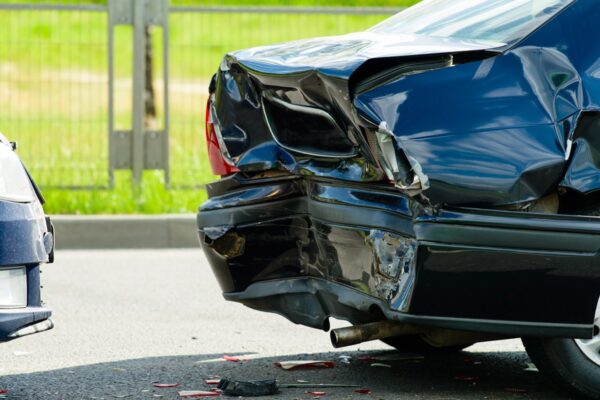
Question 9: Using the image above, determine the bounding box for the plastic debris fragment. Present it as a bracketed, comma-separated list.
[354, 389, 372, 395]
[339, 355, 352, 364]
[275, 360, 335, 370]
[154, 383, 181, 388]
[370, 363, 391, 368]
[204, 379, 221, 385]
[217, 379, 278, 397]
[223, 355, 243, 362]
[524, 363, 539, 372]
[307, 391, 326, 397]
[178, 390, 221, 398]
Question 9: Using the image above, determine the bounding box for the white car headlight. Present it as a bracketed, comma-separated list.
[0, 141, 35, 203]
[0, 267, 27, 308]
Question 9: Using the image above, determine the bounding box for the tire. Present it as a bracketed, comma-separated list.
[382, 335, 470, 354]
[522, 301, 600, 399]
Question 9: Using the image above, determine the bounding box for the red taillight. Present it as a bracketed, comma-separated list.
[205, 100, 239, 176]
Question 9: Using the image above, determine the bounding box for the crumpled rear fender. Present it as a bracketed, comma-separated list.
[353, 47, 582, 206]
[352, 0, 600, 206]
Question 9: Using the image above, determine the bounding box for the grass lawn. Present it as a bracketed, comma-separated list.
[0, 2, 418, 213]
[11, 0, 420, 7]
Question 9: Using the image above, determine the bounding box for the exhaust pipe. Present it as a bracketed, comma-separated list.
[330, 321, 507, 349]
[330, 321, 422, 348]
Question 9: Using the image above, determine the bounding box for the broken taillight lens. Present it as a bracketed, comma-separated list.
[205, 99, 239, 176]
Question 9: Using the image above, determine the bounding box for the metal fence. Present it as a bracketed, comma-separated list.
[0, 1, 397, 189]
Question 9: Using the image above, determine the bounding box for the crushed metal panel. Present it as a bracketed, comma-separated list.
[561, 112, 600, 193]
[367, 229, 417, 312]
[210, 0, 600, 207]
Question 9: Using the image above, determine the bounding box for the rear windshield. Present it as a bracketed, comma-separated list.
[370, 0, 574, 45]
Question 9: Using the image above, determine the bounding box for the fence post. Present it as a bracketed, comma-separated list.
[132, 0, 147, 186]
[108, 0, 169, 188]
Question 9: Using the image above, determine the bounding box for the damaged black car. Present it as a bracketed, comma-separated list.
[197, 0, 600, 398]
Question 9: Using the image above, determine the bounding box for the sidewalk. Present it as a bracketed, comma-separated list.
[51, 214, 198, 249]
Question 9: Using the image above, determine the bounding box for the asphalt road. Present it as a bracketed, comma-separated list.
[0, 250, 575, 399]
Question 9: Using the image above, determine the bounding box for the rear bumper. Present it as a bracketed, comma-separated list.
[198, 177, 600, 338]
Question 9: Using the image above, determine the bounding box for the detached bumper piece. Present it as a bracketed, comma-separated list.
[198, 178, 600, 339]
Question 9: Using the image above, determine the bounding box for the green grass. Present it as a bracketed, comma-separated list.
[41, 171, 207, 214]
[11, 0, 420, 7]
[0, 2, 419, 214]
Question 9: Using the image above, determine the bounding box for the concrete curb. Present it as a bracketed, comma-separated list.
[51, 214, 199, 250]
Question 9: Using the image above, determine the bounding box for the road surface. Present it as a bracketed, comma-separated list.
[0, 250, 572, 399]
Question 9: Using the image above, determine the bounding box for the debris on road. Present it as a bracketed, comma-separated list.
[217, 378, 278, 397]
[370, 363, 392, 368]
[339, 355, 352, 364]
[223, 355, 245, 362]
[354, 389, 372, 395]
[153, 383, 181, 388]
[306, 391, 327, 397]
[275, 360, 335, 370]
[204, 379, 221, 385]
[524, 363, 539, 372]
[178, 390, 221, 397]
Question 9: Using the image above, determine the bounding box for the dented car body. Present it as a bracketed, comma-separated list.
[198, 0, 600, 397]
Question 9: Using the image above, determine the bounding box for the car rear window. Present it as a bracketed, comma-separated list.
[370, 0, 574, 45]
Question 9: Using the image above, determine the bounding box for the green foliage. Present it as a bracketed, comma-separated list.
[42, 172, 207, 214]
[3, 1, 420, 214]
[14, 0, 420, 6]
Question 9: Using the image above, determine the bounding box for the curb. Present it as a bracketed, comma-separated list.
[51, 214, 199, 250]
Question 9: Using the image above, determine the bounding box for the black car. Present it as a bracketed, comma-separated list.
[0, 134, 53, 342]
[198, 0, 600, 398]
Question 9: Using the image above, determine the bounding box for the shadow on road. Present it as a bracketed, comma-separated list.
[0, 348, 576, 399]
